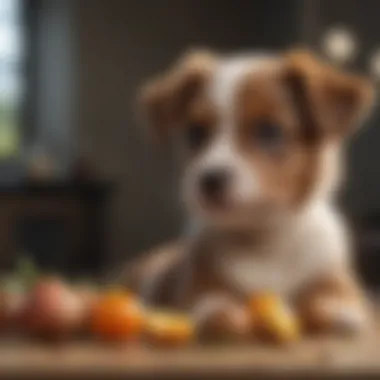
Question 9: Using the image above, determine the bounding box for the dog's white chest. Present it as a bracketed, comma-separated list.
[219, 251, 299, 297]
[217, 204, 348, 298]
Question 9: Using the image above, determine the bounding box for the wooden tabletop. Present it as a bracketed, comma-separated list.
[0, 304, 378, 379]
[0, 330, 378, 379]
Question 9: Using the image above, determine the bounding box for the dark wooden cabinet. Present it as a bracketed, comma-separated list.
[0, 181, 111, 277]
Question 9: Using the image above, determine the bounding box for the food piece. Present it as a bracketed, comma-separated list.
[77, 285, 99, 309]
[145, 311, 194, 346]
[15, 256, 39, 289]
[0, 275, 27, 331]
[298, 294, 332, 333]
[298, 295, 366, 335]
[91, 291, 144, 342]
[74, 282, 100, 332]
[249, 293, 300, 344]
[194, 297, 252, 343]
[0, 289, 26, 331]
[19, 277, 86, 339]
[0, 261, 38, 333]
[0, 292, 9, 329]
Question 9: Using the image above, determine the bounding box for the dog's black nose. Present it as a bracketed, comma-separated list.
[199, 169, 230, 199]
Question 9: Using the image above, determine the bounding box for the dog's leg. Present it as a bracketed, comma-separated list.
[295, 269, 370, 335]
[140, 245, 186, 308]
[190, 292, 251, 342]
[106, 241, 184, 305]
[170, 235, 252, 342]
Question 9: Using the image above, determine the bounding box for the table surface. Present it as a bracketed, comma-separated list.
[0, 303, 378, 378]
[0, 328, 378, 379]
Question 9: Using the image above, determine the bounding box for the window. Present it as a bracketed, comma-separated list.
[0, 0, 23, 158]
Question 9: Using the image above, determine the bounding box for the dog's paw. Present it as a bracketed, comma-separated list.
[305, 296, 370, 335]
[192, 294, 251, 343]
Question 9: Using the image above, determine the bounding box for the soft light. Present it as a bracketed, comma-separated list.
[322, 27, 357, 64]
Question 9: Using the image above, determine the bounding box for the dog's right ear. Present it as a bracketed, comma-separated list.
[283, 49, 375, 140]
[138, 50, 217, 141]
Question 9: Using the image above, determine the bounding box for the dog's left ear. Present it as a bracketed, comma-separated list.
[283, 49, 376, 138]
[138, 50, 217, 141]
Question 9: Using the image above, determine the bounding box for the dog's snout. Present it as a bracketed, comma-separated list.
[199, 169, 230, 198]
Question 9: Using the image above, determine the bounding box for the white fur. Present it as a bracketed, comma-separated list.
[184, 55, 276, 211]
[218, 201, 350, 299]
[315, 143, 344, 201]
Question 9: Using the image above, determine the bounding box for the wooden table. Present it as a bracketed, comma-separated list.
[0, 304, 378, 379]
[0, 330, 378, 379]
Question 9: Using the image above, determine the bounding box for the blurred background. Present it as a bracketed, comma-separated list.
[0, 0, 379, 287]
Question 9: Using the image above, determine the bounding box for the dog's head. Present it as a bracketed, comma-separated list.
[139, 49, 374, 229]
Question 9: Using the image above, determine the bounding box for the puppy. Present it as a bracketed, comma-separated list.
[116, 49, 375, 337]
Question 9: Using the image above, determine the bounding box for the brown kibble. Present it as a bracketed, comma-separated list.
[250, 293, 300, 344]
[145, 311, 194, 347]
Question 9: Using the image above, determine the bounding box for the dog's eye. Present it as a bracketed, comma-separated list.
[254, 121, 285, 150]
[185, 123, 209, 149]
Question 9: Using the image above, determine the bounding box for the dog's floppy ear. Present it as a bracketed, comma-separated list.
[283, 49, 375, 140]
[139, 50, 217, 141]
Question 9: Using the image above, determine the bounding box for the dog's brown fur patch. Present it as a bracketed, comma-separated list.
[139, 50, 217, 140]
